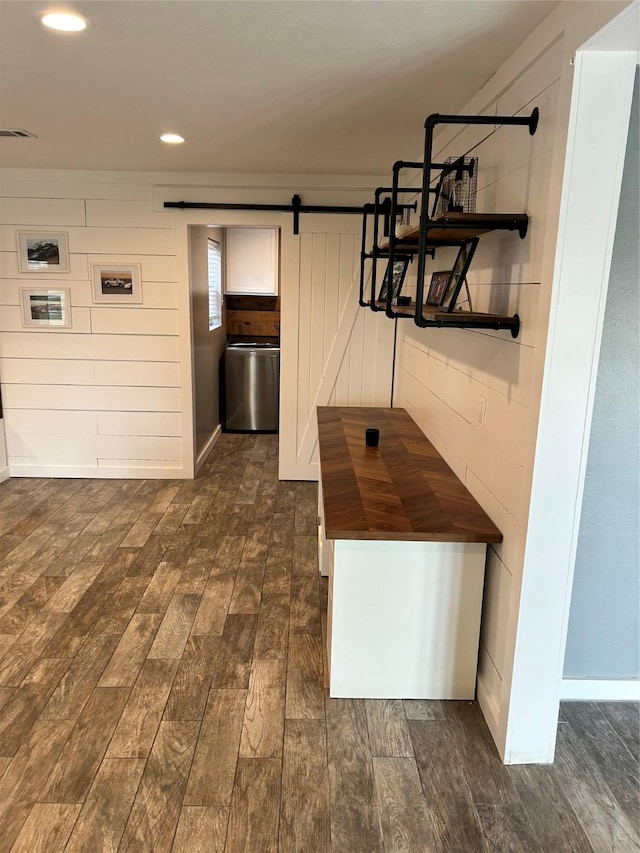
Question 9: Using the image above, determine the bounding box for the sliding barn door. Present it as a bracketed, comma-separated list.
[279, 214, 395, 480]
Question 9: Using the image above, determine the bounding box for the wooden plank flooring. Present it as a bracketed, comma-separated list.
[0, 433, 637, 852]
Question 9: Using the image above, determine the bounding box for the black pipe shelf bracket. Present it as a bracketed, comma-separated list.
[359, 107, 539, 338]
[165, 194, 375, 236]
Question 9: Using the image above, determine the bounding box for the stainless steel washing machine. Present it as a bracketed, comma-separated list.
[224, 342, 280, 432]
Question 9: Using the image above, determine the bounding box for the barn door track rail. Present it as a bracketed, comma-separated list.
[164, 194, 415, 236]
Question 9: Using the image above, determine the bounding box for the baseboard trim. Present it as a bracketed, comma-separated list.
[560, 678, 640, 701]
[0, 466, 10, 483]
[278, 462, 319, 481]
[195, 425, 222, 473]
[8, 464, 185, 479]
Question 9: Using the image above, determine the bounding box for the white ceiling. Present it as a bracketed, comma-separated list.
[0, 0, 559, 175]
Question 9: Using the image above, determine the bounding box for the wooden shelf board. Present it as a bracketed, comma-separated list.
[378, 212, 528, 251]
[373, 301, 517, 324]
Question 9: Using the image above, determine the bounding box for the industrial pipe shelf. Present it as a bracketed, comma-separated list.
[360, 107, 539, 336]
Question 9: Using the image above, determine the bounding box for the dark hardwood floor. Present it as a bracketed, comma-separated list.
[0, 433, 637, 852]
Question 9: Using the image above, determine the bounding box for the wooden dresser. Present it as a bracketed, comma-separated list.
[317, 406, 502, 700]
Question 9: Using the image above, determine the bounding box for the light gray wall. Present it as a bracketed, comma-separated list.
[190, 226, 227, 459]
[564, 70, 639, 678]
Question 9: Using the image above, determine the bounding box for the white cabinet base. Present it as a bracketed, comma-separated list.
[327, 538, 487, 699]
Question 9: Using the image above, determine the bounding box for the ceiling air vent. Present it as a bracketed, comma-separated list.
[0, 129, 38, 138]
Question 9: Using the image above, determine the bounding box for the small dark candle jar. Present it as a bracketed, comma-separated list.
[365, 428, 380, 447]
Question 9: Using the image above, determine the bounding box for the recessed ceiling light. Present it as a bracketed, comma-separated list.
[160, 133, 185, 144]
[40, 12, 88, 32]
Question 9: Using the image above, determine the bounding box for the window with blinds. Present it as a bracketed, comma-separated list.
[208, 238, 222, 331]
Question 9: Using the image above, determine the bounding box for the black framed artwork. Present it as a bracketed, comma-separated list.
[426, 271, 451, 306]
[439, 239, 479, 311]
[378, 256, 411, 303]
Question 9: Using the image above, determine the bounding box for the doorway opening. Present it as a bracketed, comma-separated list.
[188, 224, 281, 472]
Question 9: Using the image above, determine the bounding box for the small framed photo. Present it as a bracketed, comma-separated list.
[439, 239, 478, 310]
[91, 263, 142, 304]
[20, 288, 71, 328]
[426, 271, 451, 306]
[17, 231, 69, 273]
[378, 256, 411, 303]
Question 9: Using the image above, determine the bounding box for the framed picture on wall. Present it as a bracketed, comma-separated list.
[16, 230, 70, 273]
[20, 288, 71, 328]
[91, 263, 142, 303]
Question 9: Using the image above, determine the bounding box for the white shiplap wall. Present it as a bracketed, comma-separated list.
[0, 188, 181, 477]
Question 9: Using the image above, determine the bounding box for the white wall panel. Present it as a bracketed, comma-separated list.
[338, 235, 356, 316]
[0, 358, 94, 385]
[412, 380, 524, 520]
[465, 470, 521, 573]
[6, 432, 98, 465]
[4, 409, 97, 435]
[295, 234, 313, 450]
[2, 384, 180, 412]
[309, 235, 327, 402]
[1, 305, 92, 334]
[324, 234, 340, 360]
[394, 366, 422, 412]
[85, 199, 176, 229]
[90, 307, 178, 336]
[0, 332, 179, 362]
[466, 283, 541, 349]
[0, 279, 92, 307]
[96, 435, 181, 460]
[400, 339, 529, 466]
[64, 226, 175, 255]
[284, 217, 395, 476]
[1, 278, 177, 311]
[91, 386, 181, 413]
[347, 310, 365, 406]
[0, 197, 86, 226]
[131, 282, 178, 309]
[93, 361, 180, 387]
[0, 179, 152, 201]
[0, 251, 88, 280]
[362, 309, 395, 407]
[477, 643, 503, 734]
[97, 411, 181, 436]
[333, 341, 351, 405]
[401, 325, 533, 407]
[481, 548, 513, 675]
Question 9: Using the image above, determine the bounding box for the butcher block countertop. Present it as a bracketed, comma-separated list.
[317, 406, 502, 543]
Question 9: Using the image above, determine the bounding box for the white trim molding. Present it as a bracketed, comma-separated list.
[502, 6, 638, 764]
[0, 422, 10, 482]
[195, 424, 221, 473]
[561, 678, 640, 702]
[8, 464, 185, 479]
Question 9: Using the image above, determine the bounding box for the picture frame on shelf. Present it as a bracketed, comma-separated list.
[426, 270, 451, 306]
[20, 288, 71, 328]
[377, 256, 411, 303]
[91, 263, 142, 304]
[439, 240, 478, 310]
[16, 231, 69, 273]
